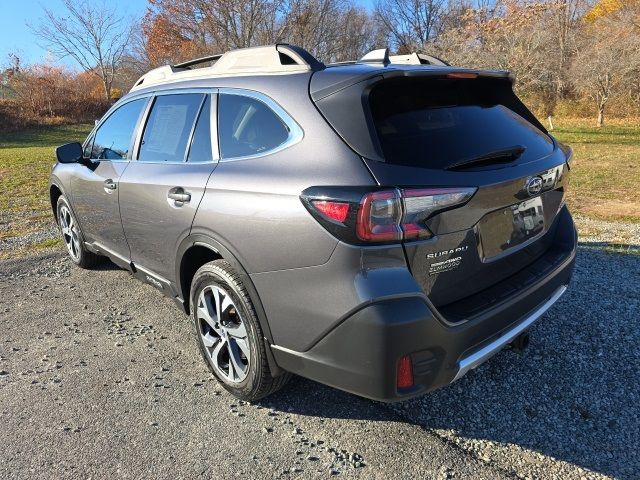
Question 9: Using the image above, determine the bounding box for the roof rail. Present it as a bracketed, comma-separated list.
[355, 48, 450, 67]
[358, 48, 390, 66]
[130, 44, 324, 92]
[389, 53, 450, 66]
[174, 54, 223, 69]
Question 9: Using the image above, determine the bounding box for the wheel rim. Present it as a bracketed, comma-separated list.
[197, 285, 250, 383]
[59, 205, 81, 261]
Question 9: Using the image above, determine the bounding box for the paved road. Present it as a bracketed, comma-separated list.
[0, 247, 638, 479]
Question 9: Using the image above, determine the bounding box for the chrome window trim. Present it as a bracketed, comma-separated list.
[217, 87, 304, 162]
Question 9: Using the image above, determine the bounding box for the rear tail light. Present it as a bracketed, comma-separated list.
[396, 355, 414, 389]
[311, 200, 350, 223]
[401, 188, 476, 240]
[301, 186, 476, 245]
[356, 191, 402, 242]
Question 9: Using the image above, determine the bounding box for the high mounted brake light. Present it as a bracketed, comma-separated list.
[446, 72, 478, 79]
[301, 186, 477, 245]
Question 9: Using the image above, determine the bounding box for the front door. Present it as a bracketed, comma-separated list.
[71, 98, 148, 264]
[118, 92, 217, 283]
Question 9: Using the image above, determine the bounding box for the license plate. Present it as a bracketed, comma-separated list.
[479, 197, 544, 260]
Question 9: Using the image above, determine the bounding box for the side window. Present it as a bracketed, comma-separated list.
[218, 94, 290, 159]
[187, 95, 213, 163]
[138, 94, 203, 163]
[91, 99, 146, 160]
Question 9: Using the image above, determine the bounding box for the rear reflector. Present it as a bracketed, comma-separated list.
[311, 200, 350, 223]
[397, 355, 414, 389]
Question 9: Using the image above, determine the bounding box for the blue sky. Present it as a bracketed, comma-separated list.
[0, 0, 150, 67]
[0, 0, 375, 68]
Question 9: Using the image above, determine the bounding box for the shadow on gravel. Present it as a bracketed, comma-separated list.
[93, 259, 124, 272]
[262, 248, 640, 479]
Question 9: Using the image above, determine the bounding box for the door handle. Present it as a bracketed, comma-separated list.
[104, 179, 117, 192]
[168, 187, 191, 204]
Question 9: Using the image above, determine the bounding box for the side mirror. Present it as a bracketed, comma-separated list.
[56, 142, 83, 164]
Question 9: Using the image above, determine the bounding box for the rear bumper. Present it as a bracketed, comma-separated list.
[452, 284, 566, 382]
[272, 209, 577, 402]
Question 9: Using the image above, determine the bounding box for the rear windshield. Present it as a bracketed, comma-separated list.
[369, 77, 554, 169]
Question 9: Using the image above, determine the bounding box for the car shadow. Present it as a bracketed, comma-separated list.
[259, 247, 640, 479]
[94, 258, 124, 272]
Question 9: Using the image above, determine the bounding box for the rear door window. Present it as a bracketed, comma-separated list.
[218, 94, 289, 159]
[138, 93, 204, 163]
[369, 78, 554, 169]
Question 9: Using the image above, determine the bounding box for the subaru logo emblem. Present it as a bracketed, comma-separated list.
[525, 176, 543, 196]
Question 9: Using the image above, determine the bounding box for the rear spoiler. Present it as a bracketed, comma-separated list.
[310, 66, 514, 102]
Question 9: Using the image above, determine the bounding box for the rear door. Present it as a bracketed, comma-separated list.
[118, 91, 218, 285]
[71, 97, 148, 265]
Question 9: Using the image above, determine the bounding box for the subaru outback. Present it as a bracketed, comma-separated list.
[49, 44, 576, 402]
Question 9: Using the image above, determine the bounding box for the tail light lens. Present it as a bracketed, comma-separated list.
[401, 188, 476, 240]
[301, 186, 476, 245]
[356, 191, 402, 242]
[311, 200, 350, 223]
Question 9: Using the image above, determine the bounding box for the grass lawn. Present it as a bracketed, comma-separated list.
[0, 124, 92, 258]
[551, 118, 640, 224]
[0, 120, 638, 259]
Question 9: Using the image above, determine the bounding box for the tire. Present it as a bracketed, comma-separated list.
[56, 195, 101, 269]
[190, 260, 290, 401]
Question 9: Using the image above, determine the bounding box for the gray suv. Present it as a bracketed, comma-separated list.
[50, 44, 576, 402]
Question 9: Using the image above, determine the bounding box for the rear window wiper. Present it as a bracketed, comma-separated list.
[445, 145, 526, 171]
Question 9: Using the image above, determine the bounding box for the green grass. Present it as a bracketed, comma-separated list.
[0, 124, 92, 251]
[551, 119, 640, 223]
[0, 120, 638, 259]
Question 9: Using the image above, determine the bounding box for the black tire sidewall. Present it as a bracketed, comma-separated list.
[190, 263, 263, 397]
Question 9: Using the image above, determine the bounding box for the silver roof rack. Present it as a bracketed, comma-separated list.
[131, 44, 324, 92]
[358, 48, 390, 65]
[356, 48, 450, 67]
[389, 53, 450, 66]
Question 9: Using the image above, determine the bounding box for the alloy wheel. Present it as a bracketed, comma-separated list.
[197, 285, 251, 383]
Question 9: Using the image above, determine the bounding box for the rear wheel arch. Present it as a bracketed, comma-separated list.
[176, 234, 276, 345]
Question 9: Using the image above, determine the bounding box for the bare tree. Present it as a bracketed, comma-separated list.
[375, 0, 447, 53]
[280, 0, 376, 62]
[572, 4, 640, 126]
[31, 0, 133, 100]
[143, 0, 375, 65]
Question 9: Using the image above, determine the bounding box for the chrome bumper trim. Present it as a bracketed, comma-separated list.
[452, 285, 567, 382]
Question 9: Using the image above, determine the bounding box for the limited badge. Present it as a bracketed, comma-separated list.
[428, 256, 462, 275]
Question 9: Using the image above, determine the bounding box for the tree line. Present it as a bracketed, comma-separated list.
[2, 0, 640, 129]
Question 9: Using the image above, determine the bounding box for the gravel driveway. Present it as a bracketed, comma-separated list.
[0, 247, 638, 479]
